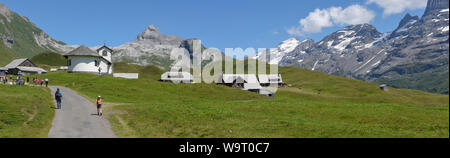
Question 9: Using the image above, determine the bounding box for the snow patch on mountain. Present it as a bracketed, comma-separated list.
[439, 26, 449, 32]
[333, 36, 356, 51]
[253, 38, 301, 64]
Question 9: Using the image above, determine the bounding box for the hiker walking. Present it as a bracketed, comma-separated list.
[55, 88, 63, 109]
[40, 79, 44, 86]
[96, 96, 103, 116]
[45, 78, 49, 87]
[26, 76, 29, 85]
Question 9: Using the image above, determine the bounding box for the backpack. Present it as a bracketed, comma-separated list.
[55, 92, 62, 98]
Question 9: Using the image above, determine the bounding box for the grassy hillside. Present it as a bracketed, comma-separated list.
[0, 42, 16, 66]
[31, 51, 67, 66]
[40, 63, 449, 138]
[0, 11, 50, 58]
[0, 85, 55, 138]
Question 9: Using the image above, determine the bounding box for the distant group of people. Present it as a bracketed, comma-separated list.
[0, 74, 12, 84]
[0, 74, 49, 87]
[29, 76, 49, 87]
[0, 75, 26, 85]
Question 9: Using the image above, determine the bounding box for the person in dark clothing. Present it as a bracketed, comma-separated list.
[26, 77, 29, 85]
[55, 88, 63, 109]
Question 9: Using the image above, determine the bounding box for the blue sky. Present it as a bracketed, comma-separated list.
[1, 0, 426, 50]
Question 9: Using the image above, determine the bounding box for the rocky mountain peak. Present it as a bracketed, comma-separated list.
[146, 24, 159, 32]
[315, 23, 382, 52]
[397, 14, 420, 30]
[425, 0, 449, 15]
[134, 24, 184, 46]
[344, 24, 379, 34]
[277, 38, 300, 52]
[136, 24, 162, 41]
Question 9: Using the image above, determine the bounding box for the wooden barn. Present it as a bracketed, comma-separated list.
[4, 58, 47, 75]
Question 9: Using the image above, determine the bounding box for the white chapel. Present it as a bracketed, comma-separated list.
[64, 45, 113, 74]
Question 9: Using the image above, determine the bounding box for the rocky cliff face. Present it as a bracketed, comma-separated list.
[425, 0, 449, 14]
[279, 23, 387, 75]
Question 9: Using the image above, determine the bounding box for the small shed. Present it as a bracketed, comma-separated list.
[258, 74, 286, 87]
[160, 72, 193, 83]
[113, 73, 139, 79]
[380, 84, 389, 91]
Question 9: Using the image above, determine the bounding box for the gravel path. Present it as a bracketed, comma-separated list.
[48, 86, 117, 138]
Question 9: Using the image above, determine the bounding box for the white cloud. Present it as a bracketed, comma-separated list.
[329, 5, 376, 25]
[287, 5, 375, 35]
[286, 26, 304, 36]
[299, 8, 333, 34]
[367, 0, 427, 16]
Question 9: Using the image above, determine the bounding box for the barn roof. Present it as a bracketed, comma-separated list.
[5, 58, 27, 68]
[15, 66, 47, 73]
[64, 45, 100, 57]
[221, 74, 259, 84]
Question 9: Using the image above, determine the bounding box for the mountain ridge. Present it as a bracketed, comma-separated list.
[272, 0, 449, 94]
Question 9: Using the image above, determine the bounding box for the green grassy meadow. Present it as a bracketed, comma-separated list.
[40, 64, 449, 138]
[0, 85, 54, 138]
